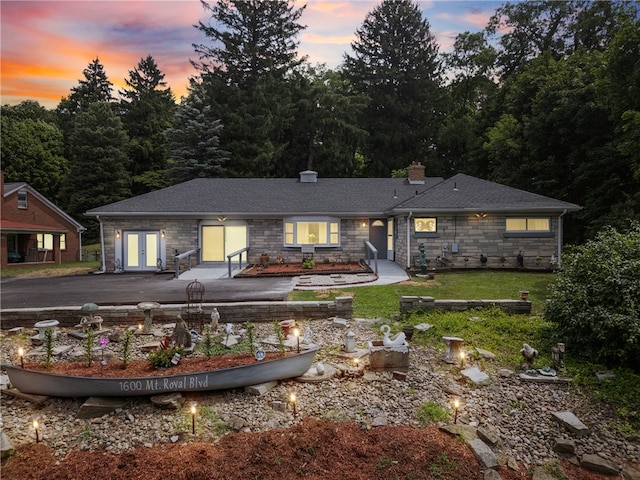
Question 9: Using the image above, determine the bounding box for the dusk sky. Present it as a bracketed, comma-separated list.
[1, 0, 504, 109]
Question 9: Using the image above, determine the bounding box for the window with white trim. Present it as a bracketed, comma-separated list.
[284, 218, 340, 247]
[505, 218, 550, 232]
[18, 191, 28, 208]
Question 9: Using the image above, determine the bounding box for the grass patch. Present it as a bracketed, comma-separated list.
[1, 260, 100, 278]
[416, 400, 450, 425]
[289, 270, 553, 316]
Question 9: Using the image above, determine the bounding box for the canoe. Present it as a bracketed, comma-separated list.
[1, 346, 318, 397]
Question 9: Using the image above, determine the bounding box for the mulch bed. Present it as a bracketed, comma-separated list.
[236, 261, 371, 277]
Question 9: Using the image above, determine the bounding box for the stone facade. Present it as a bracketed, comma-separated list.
[395, 213, 561, 270]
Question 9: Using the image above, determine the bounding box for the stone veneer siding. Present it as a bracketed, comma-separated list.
[394, 213, 562, 270]
[248, 218, 369, 265]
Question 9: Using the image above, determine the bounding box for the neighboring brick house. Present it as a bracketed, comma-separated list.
[1, 172, 85, 269]
[85, 163, 581, 274]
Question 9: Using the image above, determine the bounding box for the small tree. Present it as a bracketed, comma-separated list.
[120, 329, 134, 368]
[545, 222, 640, 369]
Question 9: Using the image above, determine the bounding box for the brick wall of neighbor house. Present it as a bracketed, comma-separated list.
[395, 213, 561, 270]
[1, 188, 82, 265]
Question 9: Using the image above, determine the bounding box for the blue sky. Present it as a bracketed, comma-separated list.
[1, 0, 504, 108]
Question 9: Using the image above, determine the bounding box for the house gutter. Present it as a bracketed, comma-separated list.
[406, 211, 413, 269]
[557, 209, 567, 268]
[95, 215, 106, 274]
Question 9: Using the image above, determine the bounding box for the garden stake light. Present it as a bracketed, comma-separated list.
[293, 327, 300, 353]
[289, 392, 297, 418]
[453, 399, 460, 424]
[190, 404, 197, 434]
[33, 419, 40, 443]
[18, 347, 24, 368]
[459, 351, 465, 368]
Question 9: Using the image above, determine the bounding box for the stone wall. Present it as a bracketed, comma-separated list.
[400, 296, 532, 315]
[0, 297, 354, 330]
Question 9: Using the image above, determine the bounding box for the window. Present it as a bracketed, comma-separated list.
[505, 218, 550, 232]
[37, 234, 53, 250]
[18, 191, 28, 208]
[414, 217, 436, 233]
[284, 218, 340, 247]
[36, 234, 66, 250]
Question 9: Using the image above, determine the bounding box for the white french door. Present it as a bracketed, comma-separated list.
[124, 232, 160, 271]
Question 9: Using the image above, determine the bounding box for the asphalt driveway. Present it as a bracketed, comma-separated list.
[0, 273, 295, 309]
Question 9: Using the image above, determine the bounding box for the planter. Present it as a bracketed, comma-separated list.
[260, 253, 269, 265]
[279, 319, 296, 336]
[519, 290, 530, 301]
[1, 347, 318, 397]
[402, 325, 415, 341]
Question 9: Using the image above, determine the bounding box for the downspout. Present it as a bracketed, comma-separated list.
[406, 211, 413, 269]
[95, 215, 106, 274]
[557, 209, 567, 268]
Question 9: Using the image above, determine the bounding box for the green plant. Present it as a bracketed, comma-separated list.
[84, 328, 95, 367]
[246, 321, 256, 355]
[273, 321, 285, 354]
[375, 458, 398, 470]
[416, 401, 450, 425]
[302, 258, 315, 269]
[148, 344, 185, 369]
[201, 325, 216, 359]
[120, 329, 134, 368]
[43, 329, 55, 369]
[545, 222, 640, 368]
[429, 453, 457, 479]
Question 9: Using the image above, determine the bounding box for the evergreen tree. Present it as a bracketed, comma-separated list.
[342, 0, 443, 177]
[165, 82, 229, 184]
[61, 102, 131, 241]
[193, 0, 306, 176]
[119, 55, 176, 194]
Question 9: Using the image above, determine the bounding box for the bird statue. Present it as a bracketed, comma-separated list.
[520, 343, 538, 366]
[380, 325, 407, 347]
[211, 308, 220, 331]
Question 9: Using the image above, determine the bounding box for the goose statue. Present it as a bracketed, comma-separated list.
[380, 325, 407, 347]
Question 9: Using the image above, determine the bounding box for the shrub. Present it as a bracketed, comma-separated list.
[148, 344, 186, 369]
[302, 258, 315, 269]
[544, 223, 640, 369]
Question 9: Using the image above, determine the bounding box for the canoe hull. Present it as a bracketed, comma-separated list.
[2, 347, 317, 397]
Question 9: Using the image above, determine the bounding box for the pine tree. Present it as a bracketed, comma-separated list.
[165, 82, 229, 184]
[119, 55, 176, 194]
[342, 0, 443, 176]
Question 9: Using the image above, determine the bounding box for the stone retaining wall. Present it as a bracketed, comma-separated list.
[400, 296, 531, 314]
[0, 297, 354, 330]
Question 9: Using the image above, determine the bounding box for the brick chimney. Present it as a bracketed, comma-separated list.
[408, 162, 425, 184]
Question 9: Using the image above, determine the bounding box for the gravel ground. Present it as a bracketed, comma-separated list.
[1, 318, 639, 473]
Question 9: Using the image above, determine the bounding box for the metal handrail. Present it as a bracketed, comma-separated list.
[174, 248, 201, 279]
[364, 241, 379, 274]
[227, 247, 250, 278]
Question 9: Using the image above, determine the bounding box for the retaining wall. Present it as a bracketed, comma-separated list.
[0, 297, 354, 330]
[400, 296, 531, 315]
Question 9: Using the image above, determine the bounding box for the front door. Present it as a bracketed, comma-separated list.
[124, 232, 160, 271]
[369, 219, 387, 260]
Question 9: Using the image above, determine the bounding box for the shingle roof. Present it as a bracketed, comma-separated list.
[85, 173, 580, 217]
[396, 174, 581, 213]
[85, 177, 443, 217]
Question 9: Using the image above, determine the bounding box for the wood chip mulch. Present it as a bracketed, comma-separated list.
[2, 417, 621, 480]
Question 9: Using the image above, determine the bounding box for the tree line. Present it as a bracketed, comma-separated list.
[2, 0, 638, 243]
